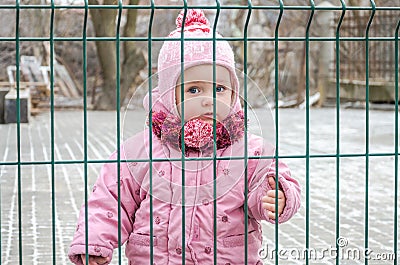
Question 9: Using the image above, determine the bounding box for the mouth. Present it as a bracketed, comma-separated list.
[200, 113, 216, 120]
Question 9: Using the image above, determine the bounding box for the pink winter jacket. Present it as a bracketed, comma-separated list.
[68, 129, 301, 265]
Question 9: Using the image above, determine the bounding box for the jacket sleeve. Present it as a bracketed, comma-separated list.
[247, 158, 301, 224]
[68, 151, 142, 265]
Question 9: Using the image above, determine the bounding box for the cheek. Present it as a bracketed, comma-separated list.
[221, 104, 231, 115]
[175, 91, 181, 115]
[177, 98, 199, 119]
[219, 95, 233, 110]
[216, 101, 231, 119]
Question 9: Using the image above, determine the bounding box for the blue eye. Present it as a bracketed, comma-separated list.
[216, 85, 226, 92]
[188, 87, 200, 94]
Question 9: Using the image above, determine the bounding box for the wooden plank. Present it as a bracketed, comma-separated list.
[54, 62, 81, 98]
[56, 80, 72, 98]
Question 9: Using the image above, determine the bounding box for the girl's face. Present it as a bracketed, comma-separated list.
[175, 65, 233, 124]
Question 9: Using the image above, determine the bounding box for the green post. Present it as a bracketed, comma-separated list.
[82, 1, 89, 265]
[364, 2, 376, 264]
[180, 4, 188, 264]
[393, 17, 399, 265]
[49, 0, 56, 263]
[274, 1, 284, 264]
[212, 2, 221, 264]
[243, 1, 252, 264]
[335, 1, 346, 264]
[305, 1, 315, 264]
[147, 2, 155, 265]
[15, 0, 22, 264]
[116, 1, 123, 264]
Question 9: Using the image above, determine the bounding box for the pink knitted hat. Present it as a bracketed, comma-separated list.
[149, 9, 241, 117]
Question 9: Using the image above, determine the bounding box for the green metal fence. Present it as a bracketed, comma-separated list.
[0, 1, 399, 265]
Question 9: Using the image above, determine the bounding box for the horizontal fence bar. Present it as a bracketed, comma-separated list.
[0, 4, 399, 11]
[0, 152, 398, 166]
[0, 37, 398, 42]
[1, 2, 398, 265]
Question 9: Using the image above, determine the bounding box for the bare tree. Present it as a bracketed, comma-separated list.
[22, 0, 48, 64]
[89, 0, 146, 110]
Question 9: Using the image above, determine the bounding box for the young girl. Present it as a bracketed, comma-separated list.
[69, 9, 301, 265]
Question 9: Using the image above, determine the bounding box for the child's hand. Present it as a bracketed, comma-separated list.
[80, 254, 110, 265]
[261, 177, 286, 219]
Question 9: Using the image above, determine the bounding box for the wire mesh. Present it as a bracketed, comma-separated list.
[0, 1, 398, 265]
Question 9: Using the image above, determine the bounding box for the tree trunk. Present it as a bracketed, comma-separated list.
[297, 42, 306, 105]
[89, 0, 118, 110]
[26, 0, 47, 65]
[89, 0, 146, 110]
[120, 0, 146, 105]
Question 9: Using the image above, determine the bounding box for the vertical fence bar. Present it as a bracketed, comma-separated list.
[49, 0, 56, 264]
[0, 118, 1, 265]
[147, 2, 155, 265]
[305, 2, 315, 264]
[273, 1, 283, 264]
[115, 1, 123, 264]
[212, 2, 221, 264]
[394, 18, 399, 265]
[335, 2, 346, 265]
[82, 1, 89, 265]
[14, 0, 22, 264]
[180, 4, 188, 264]
[0, 70, 3, 262]
[243, 2, 252, 264]
[2, 3, 399, 265]
[364, 2, 375, 264]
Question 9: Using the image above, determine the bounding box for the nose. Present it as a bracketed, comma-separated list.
[201, 88, 215, 107]
[201, 96, 214, 107]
